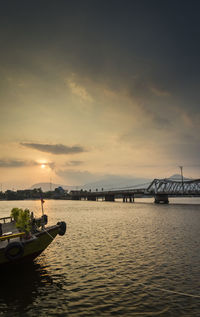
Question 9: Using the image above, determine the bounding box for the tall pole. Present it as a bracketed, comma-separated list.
[40, 195, 45, 229]
[40, 190, 45, 217]
[41, 198, 44, 217]
[179, 166, 184, 193]
[50, 177, 52, 191]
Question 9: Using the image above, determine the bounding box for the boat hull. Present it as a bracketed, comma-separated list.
[0, 225, 60, 266]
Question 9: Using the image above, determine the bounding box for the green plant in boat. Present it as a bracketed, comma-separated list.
[11, 208, 31, 233]
[11, 207, 21, 222]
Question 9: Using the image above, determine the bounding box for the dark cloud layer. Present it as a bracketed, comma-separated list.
[0, 159, 37, 168]
[65, 161, 83, 166]
[21, 143, 85, 155]
[1, 0, 200, 130]
[0, 159, 55, 169]
[1, 0, 200, 111]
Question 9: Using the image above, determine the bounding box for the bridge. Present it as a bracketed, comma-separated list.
[69, 178, 200, 204]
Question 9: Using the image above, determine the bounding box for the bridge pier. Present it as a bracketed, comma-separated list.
[123, 195, 134, 203]
[154, 194, 169, 204]
[72, 196, 81, 200]
[87, 196, 97, 201]
[105, 195, 115, 202]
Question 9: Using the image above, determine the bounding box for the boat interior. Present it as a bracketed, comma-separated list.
[0, 217, 24, 247]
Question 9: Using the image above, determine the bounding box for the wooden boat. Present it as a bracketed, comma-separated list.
[0, 212, 66, 266]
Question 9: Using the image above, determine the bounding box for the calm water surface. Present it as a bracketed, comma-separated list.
[0, 199, 200, 316]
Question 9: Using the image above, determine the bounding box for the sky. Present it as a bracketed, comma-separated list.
[1, 0, 200, 190]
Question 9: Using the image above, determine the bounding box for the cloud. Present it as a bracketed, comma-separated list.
[0, 159, 37, 168]
[39, 161, 55, 169]
[150, 86, 171, 97]
[65, 161, 83, 166]
[21, 143, 86, 155]
[151, 114, 171, 129]
[47, 162, 55, 169]
[66, 78, 93, 102]
[0, 159, 55, 169]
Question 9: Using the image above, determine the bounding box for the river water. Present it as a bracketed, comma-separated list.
[0, 199, 200, 316]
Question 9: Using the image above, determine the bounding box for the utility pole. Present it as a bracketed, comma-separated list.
[179, 166, 184, 193]
[50, 177, 52, 191]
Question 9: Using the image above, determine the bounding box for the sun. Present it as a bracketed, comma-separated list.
[41, 164, 46, 169]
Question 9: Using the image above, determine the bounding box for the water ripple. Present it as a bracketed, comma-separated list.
[0, 200, 200, 316]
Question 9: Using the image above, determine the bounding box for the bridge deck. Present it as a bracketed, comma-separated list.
[70, 178, 200, 200]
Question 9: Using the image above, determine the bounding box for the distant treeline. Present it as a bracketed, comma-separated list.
[0, 187, 70, 200]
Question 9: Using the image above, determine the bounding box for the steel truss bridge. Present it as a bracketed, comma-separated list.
[147, 178, 200, 195]
[146, 178, 200, 203]
[70, 178, 200, 204]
